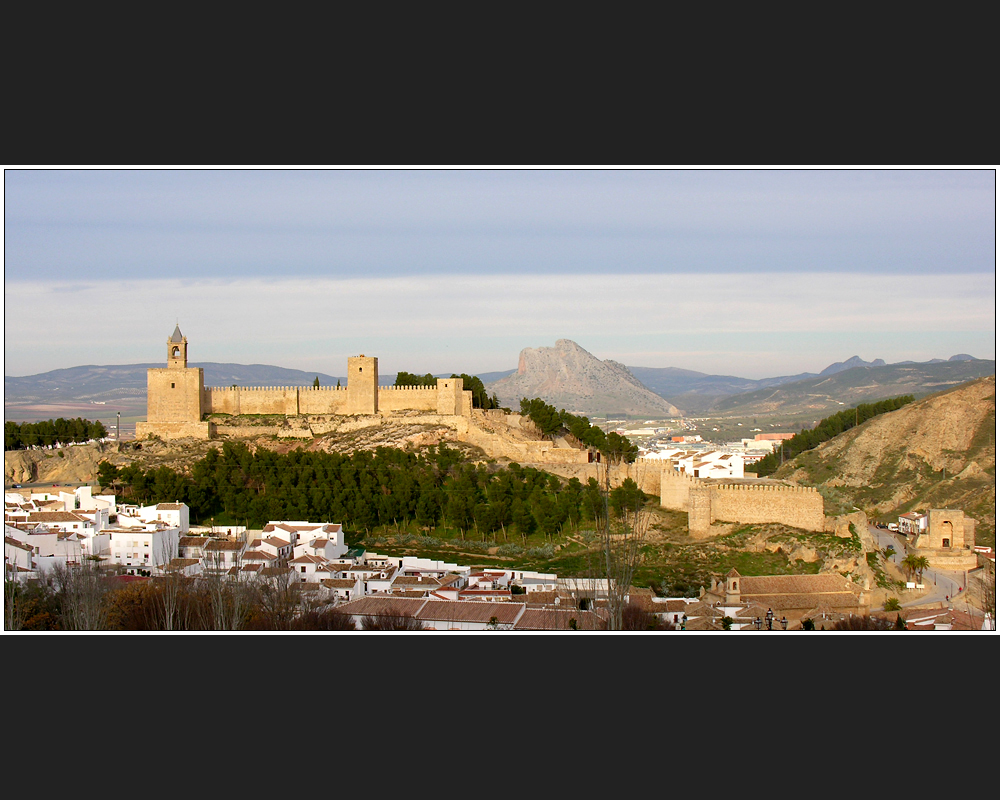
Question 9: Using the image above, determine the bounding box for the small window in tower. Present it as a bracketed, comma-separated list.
[171, 383, 175, 388]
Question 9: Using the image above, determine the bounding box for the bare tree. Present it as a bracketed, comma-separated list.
[50, 560, 113, 630]
[201, 549, 257, 631]
[360, 612, 425, 631]
[4, 575, 27, 631]
[254, 568, 299, 630]
[595, 462, 651, 631]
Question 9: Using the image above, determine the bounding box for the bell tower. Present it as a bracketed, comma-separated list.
[168, 324, 188, 368]
[136, 325, 208, 440]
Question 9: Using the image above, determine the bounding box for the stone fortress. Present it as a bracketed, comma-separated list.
[134, 328, 893, 547]
[136, 326, 473, 441]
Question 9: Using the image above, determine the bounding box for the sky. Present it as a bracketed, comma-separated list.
[3, 169, 996, 380]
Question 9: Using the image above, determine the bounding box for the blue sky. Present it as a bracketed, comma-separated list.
[4, 169, 995, 379]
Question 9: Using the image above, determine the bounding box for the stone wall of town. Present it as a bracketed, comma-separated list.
[709, 484, 825, 532]
[661, 469, 825, 534]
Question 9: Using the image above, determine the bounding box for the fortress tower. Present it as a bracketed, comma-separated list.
[136, 325, 210, 439]
[346, 355, 378, 414]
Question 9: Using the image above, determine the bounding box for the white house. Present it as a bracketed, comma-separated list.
[268, 521, 348, 560]
[109, 527, 180, 573]
[124, 502, 190, 533]
[5, 528, 35, 581]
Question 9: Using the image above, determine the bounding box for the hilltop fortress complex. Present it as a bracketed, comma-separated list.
[135, 328, 864, 541]
[137, 326, 472, 441]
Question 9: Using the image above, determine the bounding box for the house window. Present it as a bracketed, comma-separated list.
[171, 383, 175, 388]
[942, 538, 950, 548]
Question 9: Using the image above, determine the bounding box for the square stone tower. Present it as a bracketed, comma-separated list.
[346, 355, 378, 415]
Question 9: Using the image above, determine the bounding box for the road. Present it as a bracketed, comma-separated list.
[868, 524, 966, 607]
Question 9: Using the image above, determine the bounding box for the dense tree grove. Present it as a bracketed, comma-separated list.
[5, 418, 108, 449]
[753, 395, 915, 477]
[394, 371, 499, 409]
[97, 443, 629, 540]
[519, 398, 639, 463]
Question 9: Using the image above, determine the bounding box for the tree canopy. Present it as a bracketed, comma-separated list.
[754, 395, 914, 476]
[519, 398, 638, 463]
[6, 418, 108, 449]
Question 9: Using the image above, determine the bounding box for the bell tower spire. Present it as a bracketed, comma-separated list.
[168, 324, 188, 368]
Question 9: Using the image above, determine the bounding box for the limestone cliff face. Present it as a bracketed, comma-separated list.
[487, 339, 682, 417]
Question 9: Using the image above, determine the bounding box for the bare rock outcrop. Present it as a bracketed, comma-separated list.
[487, 339, 682, 417]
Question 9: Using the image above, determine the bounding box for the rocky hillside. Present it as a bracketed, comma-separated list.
[777, 377, 996, 545]
[487, 340, 681, 418]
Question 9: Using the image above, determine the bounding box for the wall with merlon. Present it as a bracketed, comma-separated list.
[660, 470, 704, 511]
[709, 484, 825, 531]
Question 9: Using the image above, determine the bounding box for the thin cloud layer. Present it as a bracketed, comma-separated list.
[5, 272, 994, 378]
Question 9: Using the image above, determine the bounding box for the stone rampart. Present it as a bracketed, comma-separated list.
[299, 387, 349, 415]
[660, 470, 704, 511]
[136, 420, 211, 440]
[376, 386, 440, 413]
[709, 483, 825, 531]
[661, 470, 826, 534]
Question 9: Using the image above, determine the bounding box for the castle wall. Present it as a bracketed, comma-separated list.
[299, 387, 349, 415]
[136, 421, 210, 439]
[660, 470, 703, 511]
[689, 487, 713, 535]
[709, 484, 825, 532]
[376, 386, 440, 413]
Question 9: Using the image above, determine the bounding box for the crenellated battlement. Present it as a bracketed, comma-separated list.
[141, 330, 473, 439]
[661, 467, 826, 535]
[207, 385, 347, 392]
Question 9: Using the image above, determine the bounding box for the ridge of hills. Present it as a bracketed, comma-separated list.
[775, 376, 996, 546]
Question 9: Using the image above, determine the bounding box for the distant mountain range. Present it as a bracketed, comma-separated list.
[5, 350, 994, 422]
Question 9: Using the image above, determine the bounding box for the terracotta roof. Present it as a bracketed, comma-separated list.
[155, 503, 185, 510]
[321, 579, 357, 589]
[416, 600, 523, 625]
[338, 596, 427, 617]
[290, 554, 327, 564]
[5, 536, 32, 552]
[739, 574, 861, 596]
[205, 540, 244, 551]
[514, 608, 607, 631]
[524, 591, 560, 606]
[393, 575, 442, 587]
[27, 511, 88, 523]
[242, 551, 277, 562]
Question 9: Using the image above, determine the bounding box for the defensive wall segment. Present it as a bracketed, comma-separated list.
[661, 469, 826, 536]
